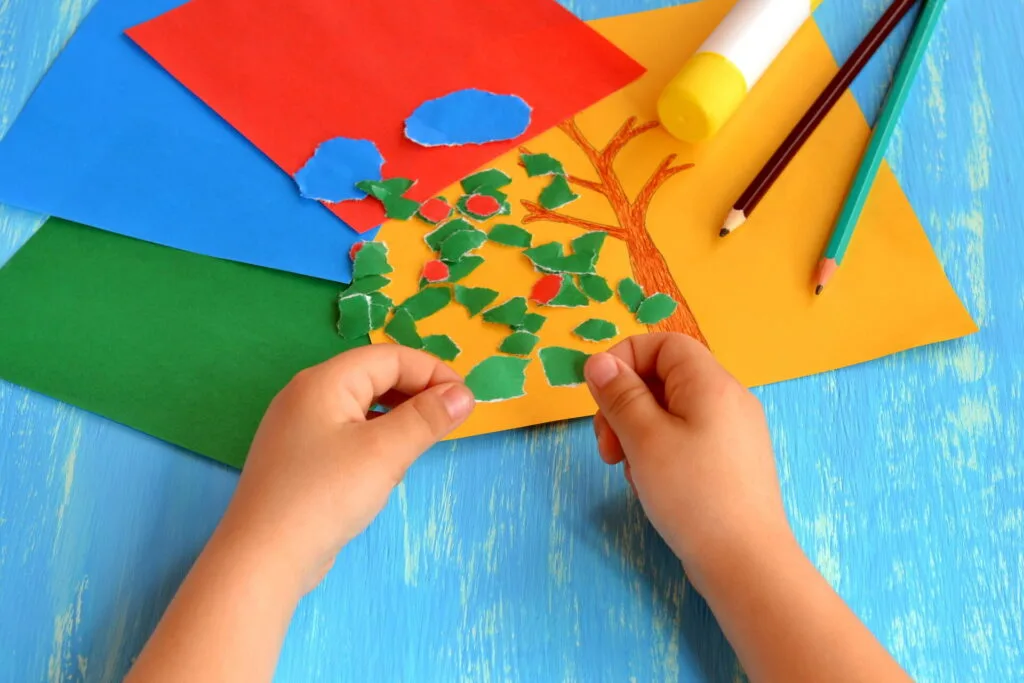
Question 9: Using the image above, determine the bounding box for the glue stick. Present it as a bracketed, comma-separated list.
[658, 0, 824, 143]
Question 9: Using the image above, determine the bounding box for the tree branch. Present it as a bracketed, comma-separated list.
[520, 200, 626, 239]
[565, 175, 605, 195]
[631, 155, 695, 216]
[602, 117, 661, 165]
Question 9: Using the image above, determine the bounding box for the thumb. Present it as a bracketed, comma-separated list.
[366, 382, 475, 470]
[584, 352, 662, 443]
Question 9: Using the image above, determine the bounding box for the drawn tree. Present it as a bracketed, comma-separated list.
[521, 116, 708, 346]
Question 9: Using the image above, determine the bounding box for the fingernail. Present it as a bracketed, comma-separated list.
[585, 353, 620, 389]
[441, 384, 475, 421]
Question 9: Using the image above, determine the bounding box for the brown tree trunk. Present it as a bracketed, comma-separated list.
[624, 224, 707, 345]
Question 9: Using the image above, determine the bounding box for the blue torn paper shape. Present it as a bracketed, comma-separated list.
[404, 89, 532, 147]
[0, 0, 373, 283]
[294, 137, 384, 203]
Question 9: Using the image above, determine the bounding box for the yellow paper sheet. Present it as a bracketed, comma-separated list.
[372, 0, 977, 439]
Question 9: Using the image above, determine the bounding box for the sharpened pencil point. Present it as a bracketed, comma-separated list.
[815, 285, 824, 296]
[719, 228, 729, 238]
[720, 209, 747, 237]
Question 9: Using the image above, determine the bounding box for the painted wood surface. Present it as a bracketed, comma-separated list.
[0, 1, 1021, 680]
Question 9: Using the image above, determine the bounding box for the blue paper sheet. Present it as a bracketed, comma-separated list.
[0, 0, 373, 283]
[294, 138, 384, 203]
[404, 89, 532, 147]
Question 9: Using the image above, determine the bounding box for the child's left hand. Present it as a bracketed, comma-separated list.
[219, 345, 475, 594]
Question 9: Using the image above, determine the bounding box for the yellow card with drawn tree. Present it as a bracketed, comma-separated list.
[366, 0, 976, 440]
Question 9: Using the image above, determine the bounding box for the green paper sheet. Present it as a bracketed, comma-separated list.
[0, 219, 366, 469]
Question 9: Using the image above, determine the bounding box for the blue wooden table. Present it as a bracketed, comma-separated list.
[1, 1, 1021, 680]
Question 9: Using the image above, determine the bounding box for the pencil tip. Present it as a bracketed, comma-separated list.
[815, 285, 824, 296]
[719, 228, 730, 238]
[720, 209, 747, 237]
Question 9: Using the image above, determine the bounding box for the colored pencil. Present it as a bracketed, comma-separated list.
[815, 0, 947, 294]
[720, 0, 920, 237]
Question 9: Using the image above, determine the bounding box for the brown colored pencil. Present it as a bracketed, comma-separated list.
[720, 0, 920, 237]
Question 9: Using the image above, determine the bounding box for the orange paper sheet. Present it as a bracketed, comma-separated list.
[372, 0, 977, 440]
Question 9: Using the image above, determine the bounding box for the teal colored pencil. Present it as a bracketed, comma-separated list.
[815, 0, 948, 295]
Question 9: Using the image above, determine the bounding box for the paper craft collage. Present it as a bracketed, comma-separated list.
[0, 0, 975, 469]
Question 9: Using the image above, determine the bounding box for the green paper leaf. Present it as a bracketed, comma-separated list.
[445, 255, 485, 282]
[425, 218, 475, 252]
[547, 278, 589, 308]
[399, 286, 452, 321]
[454, 285, 499, 317]
[482, 297, 528, 327]
[439, 228, 487, 262]
[461, 168, 512, 193]
[337, 293, 372, 340]
[465, 356, 530, 402]
[636, 293, 679, 326]
[573, 319, 618, 342]
[352, 242, 393, 279]
[539, 174, 580, 210]
[347, 274, 390, 294]
[368, 291, 393, 309]
[516, 312, 547, 334]
[571, 231, 607, 258]
[523, 240, 596, 274]
[422, 335, 461, 361]
[521, 152, 565, 177]
[356, 178, 420, 220]
[385, 308, 423, 349]
[370, 302, 389, 331]
[539, 347, 590, 387]
[618, 277, 645, 313]
[578, 274, 613, 302]
[487, 223, 533, 248]
[499, 331, 540, 356]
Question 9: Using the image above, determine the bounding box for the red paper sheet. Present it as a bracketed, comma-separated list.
[128, 0, 646, 234]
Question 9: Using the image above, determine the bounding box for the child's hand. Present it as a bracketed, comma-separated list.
[221, 346, 475, 593]
[583, 333, 790, 595]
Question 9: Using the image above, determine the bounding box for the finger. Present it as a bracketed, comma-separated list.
[594, 411, 625, 465]
[299, 345, 463, 419]
[603, 334, 740, 421]
[364, 381, 475, 472]
[623, 460, 637, 496]
[584, 352, 663, 440]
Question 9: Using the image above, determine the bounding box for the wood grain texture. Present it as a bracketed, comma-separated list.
[0, 1, 1021, 681]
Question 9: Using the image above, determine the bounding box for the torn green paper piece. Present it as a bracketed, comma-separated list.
[482, 297, 528, 327]
[618, 277, 645, 313]
[445, 255, 485, 282]
[355, 178, 420, 220]
[539, 347, 590, 387]
[539, 174, 579, 210]
[337, 293, 372, 340]
[461, 168, 512, 193]
[636, 293, 679, 326]
[352, 242, 393, 279]
[399, 286, 452, 321]
[547, 279, 589, 308]
[516, 313, 547, 334]
[523, 240, 597, 275]
[454, 285, 499, 317]
[465, 356, 530, 402]
[422, 335, 460, 361]
[385, 308, 423, 349]
[369, 291, 393, 309]
[346, 274, 390, 294]
[578, 274, 613, 302]
[425, 218, 475, 252]
[440, 228, 487, 262]
[572, 231, 607, 258]
[488, 223, 533, 248]
[520, 152, 565, 177]
[499, 331, 540, 356]
[574, 319, 618, 342]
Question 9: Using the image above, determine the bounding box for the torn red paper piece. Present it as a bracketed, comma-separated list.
[422, 260, 450, 283]
[418, 197, 453, 224]
[127, 0, 646, 234]
[530, 274, 563, 305]
[463, 194, 503, 219]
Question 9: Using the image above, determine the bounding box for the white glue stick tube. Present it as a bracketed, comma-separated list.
[658, 0, 823, 143]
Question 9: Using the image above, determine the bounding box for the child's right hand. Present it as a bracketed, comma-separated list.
[584, 333, 792, 596]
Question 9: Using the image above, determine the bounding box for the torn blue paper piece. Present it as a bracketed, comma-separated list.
[0, 0, 373, 284]
[293, 138, 384, 203]
[404, 89, 532, 147]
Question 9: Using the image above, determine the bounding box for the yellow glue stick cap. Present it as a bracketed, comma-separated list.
[658, 52, 748, 143]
